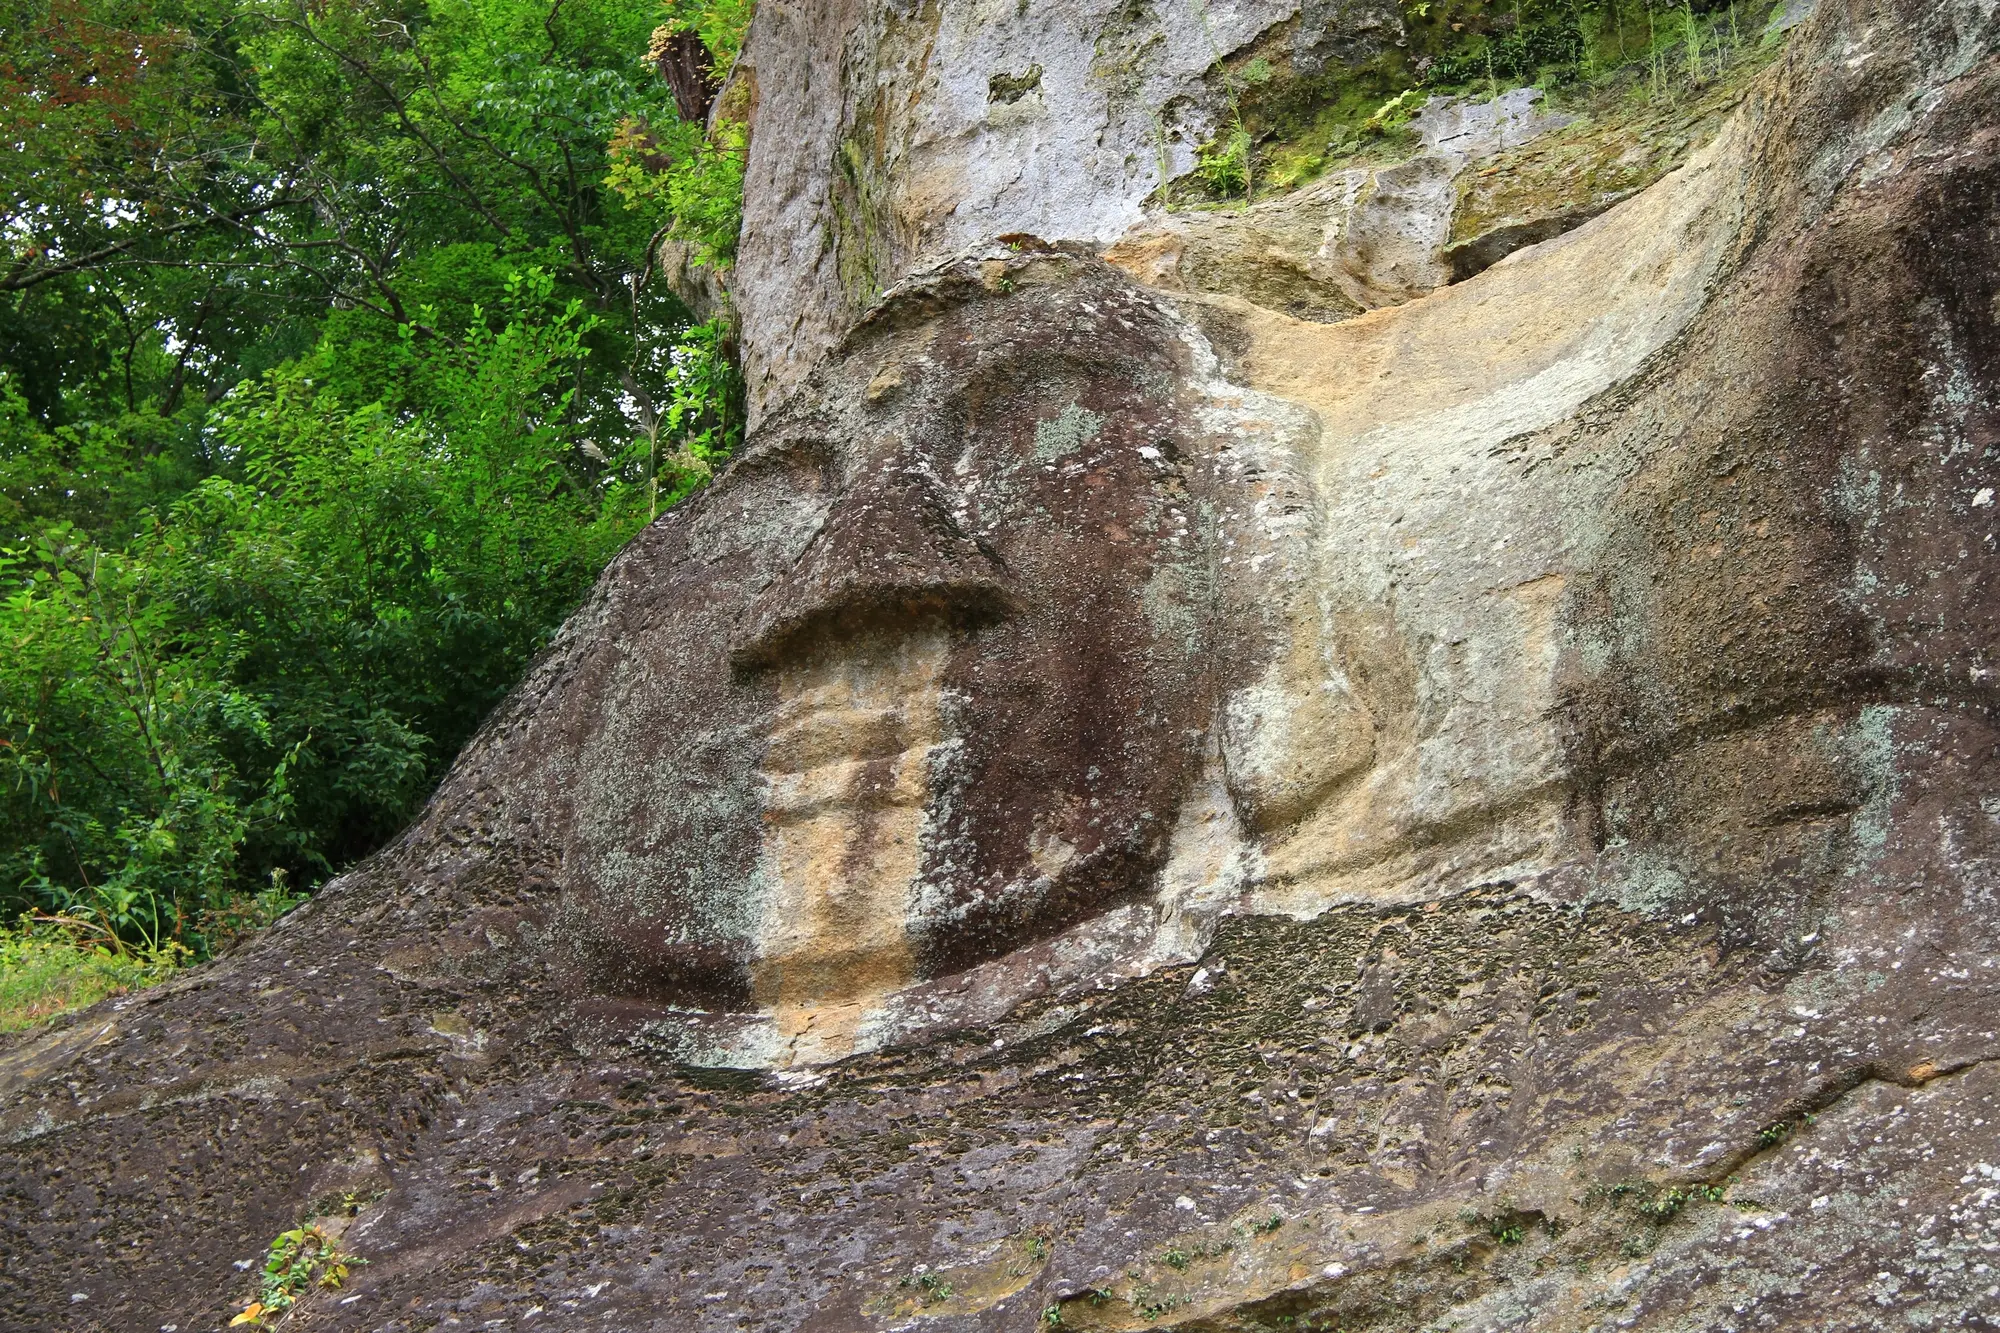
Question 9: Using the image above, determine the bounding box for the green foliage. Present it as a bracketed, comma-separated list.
[0, 916, 183, 1031]
[898, 1271, 956, 1307]
[0, 287, 660, 950]
[662, 0, 754, 74]
[1131, 1286, 1188, 1322]
[1420, 14, 1587, 88]
[608, 116, 748, 268]
[602, 315, 745, 525]
[607, 0, 754, 268]
[231, 1222, 363, 1324]
[1598, 1176, 1733, 1223]
[1637, 1187, 1691, 1220]
[0, 0, 755, 980]
[1195, 125, 1253, 197]
[1405, 0, 1753, 91]
[0, 528, 273, 949]
[1208, 0, 1779, 202]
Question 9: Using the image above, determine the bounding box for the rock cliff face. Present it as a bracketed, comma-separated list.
[730, 0, 1410, 419]
[4, 0, 1999, 1328]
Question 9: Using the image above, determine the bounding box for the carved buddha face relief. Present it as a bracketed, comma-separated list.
[720, 296, 1233, 1061]
[554, 254, 1320, 1065]
[550, 230, 1845, 1069]
[556, 245, 1780, 1069]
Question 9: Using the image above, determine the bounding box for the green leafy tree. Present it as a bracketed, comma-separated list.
[0, 0, 755, 960]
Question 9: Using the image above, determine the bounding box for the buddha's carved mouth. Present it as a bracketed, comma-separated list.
[759, 698, 933, 819]
[748, 631, 950, 1029]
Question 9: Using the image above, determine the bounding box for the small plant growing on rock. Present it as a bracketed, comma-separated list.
[1632, 1180, 1728, 1222]
[1196, 127, 1253, 197]
[1637, 1187, 1691, 1221]
[897, 1271, 955, 1307]
[230, 1224, 363, 1325]
[1132, 1286, 1189, 1322]
[1008, 1231, 1054, 1276]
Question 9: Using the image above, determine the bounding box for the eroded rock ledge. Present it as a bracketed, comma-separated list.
[3, 0, 1998, 1328]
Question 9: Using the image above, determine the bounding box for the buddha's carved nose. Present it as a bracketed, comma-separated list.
[730, 464, 1016, 669]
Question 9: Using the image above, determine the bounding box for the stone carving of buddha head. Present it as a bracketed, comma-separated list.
[539, 247, 1313, 1064]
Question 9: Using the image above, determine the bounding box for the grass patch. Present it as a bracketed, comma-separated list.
[0, 883, 301, 1034]
[1168, 0, 1786, 206]
[0, 917, 182, 1033]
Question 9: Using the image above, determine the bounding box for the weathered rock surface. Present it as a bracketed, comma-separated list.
[4, 0, 2000, 1328]
[731, 0, 1408, 420]
[1104, 87, 1573, 320]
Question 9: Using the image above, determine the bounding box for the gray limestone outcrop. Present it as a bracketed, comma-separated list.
[730, 0, 1406, 421]
[1103, 87, 1573, 321]
[3, 0, 1999, 1328]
